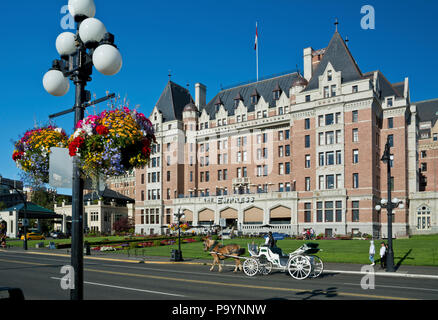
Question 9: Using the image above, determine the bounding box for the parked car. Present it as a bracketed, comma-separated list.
[50, 232, 67, 239]
[20, 233, 45, 240]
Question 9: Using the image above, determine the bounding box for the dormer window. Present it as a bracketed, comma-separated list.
[250, 88, 260, 105]
[234, 92, 243, 108]
[273, 83, 282, 100]
[328, 70, 332, 81]
[234, 99, 240, 108]
[387, 97, 393, 107]
[251, 95, 258, 105]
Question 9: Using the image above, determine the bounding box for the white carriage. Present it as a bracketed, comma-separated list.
[243, 243, 324, 280]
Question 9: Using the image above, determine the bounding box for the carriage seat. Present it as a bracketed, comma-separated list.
[247, 243, 259, 256]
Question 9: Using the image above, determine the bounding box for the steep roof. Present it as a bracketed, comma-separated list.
[155, 81, 194, 121]
[304, 32, 363, 92]
[415, 98, 438, 127]
[84, 187, 134, 203]
[203, 72, 300, 120]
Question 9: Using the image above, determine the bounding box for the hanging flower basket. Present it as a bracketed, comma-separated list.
[12, 125, 68, 183]
[169, 223, 190, 232]
[68, 106, 156, 178]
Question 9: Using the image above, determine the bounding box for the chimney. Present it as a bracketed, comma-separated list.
[303, 47, 313, 81]
[195, 83, 206, 108]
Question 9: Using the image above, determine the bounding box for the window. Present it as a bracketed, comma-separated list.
[305, 177, 311, 191]
[305, 118, 310, 130]
[352, 110, 358, 123]
[353, 173, 359, 188]
[285, 182, 291, 192]
[305, 135, 310, 148]
[388, 117, 393, 129]
[388, 134, 394, 147]
[331, 85, 336, 97]
[305, 155, 311, 168]
[263, 165, 268, 176]
[421, 163, 427, 172]
[325, 201, 333, 222]
[279, 163, 284, 175]
[327, 70, 332, 81]
[326, 175, 335, 189]
[336, 130, 342, 144]
[305, 95, 311, 102]
[434, 133, 438, 141]
[335, 112, 341, 124]
[285, 145, 290, 156]
[336, 201, 342, 222]
[278, 146, 284, 157]
[218, 170, 222, 181]
[285, 130, 290, 140]
[352, 128, 359, 142]
[278, 183, 284, 192]
[273, 90, 281, 100]
[319, 175, 324, 190]
[326, 131, 335, 145]
[318, 115, 324, 127]
[319, 152, 324, 166]
[387, 98, 393, 107]
[256, 166, 262, 177]
[324, 86, 329, 98]
[304, 203, 312, 222]
[190, 171, 193, 182]
[319, 132, 324, 146]
[421, 150, 427, 158]
[353, 149, 359, 164]
[285, 162, 291, 174]
[278, 107, 283, 115]
[141, 174, 144, 184]
[325, 113, 334, 126]
[352, 201, 360, 222]
[326, 152, 334, 165]
[317, 202, 323, 222]
[251, 95, 258, 105]
[352, 85, 358, 93]
[336, 150, 342, 164]
[417, 205, 431, 230]
[336, 174, 342, 188]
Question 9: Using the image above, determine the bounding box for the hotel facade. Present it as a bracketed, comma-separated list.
[134, 31, 438, 238]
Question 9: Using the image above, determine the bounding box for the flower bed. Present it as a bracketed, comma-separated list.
[12, 125, 68, 183]
[68, 106, 155, 179]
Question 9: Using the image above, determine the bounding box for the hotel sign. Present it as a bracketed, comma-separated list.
[204, 196, 255, 204]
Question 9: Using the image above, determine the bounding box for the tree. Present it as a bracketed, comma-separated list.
[113, 216, 134, 233]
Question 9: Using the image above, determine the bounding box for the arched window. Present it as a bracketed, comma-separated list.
[416, 205, 431, 230]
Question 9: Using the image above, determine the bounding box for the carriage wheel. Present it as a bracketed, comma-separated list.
[243, 258, 259, 277]
[259, 261, 273, 275]
[309, 255, 324, 278]
[287, 255, 311, 280]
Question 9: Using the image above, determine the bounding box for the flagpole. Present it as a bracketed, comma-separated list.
[256, 22, 259, 82]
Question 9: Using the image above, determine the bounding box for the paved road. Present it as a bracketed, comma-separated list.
[1, 250, 438, 301]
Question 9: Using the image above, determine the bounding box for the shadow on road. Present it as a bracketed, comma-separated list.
[295, 287, 338, 300]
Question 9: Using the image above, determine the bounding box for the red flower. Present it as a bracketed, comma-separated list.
[69, 136, 85, 156]
[96, 125, 109, 136]
[12, 151, 23, 161]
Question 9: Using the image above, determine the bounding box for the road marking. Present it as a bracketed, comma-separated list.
[343, 282, 438, 293]
[0, 257, 419, 300]
[50, 277, 186, 298]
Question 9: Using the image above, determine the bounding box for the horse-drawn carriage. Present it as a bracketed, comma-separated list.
[203, 238, 324, 280]
[243, 242, 324, 280]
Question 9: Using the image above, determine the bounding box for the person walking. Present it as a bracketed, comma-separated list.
[379, 242, 387, 269]
[369, 240, 375, 266]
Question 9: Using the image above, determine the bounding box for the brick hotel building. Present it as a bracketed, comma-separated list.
[134, 31, 438, 238]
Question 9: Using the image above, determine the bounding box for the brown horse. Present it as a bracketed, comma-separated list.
[203, 238, 245, 272]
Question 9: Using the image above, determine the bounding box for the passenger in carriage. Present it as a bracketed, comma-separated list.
[265, 231, 286, 257]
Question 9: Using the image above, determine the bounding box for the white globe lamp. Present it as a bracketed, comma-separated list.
[68, 0, 96, 20]
[56, 32, 77, 57]
[79, 18, 107, 47]
[43, 70, 70, 96]
[92, 44, 122, 76]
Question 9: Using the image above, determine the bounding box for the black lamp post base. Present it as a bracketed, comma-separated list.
[171, 249, 183, 262]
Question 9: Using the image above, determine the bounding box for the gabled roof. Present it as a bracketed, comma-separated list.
[84, 187, 134, 203]
[414, 98, 438, 127]
[304, 32, 363, 92]
[155, 81, 194, 121]
[203, 72, 300, 120]
[363, 71, 404, 99]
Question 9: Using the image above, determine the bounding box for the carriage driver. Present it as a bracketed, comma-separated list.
[265, 232, 285, 257]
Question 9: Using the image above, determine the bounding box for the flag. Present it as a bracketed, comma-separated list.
[254, 22, 258, 50]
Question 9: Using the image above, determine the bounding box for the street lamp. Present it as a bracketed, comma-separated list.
[374, 136, 403, 272]
[172, 209, 185, 262]
[43, 0, 122, 301]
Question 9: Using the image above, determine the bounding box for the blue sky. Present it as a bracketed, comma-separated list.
[1, 0, 437, 186]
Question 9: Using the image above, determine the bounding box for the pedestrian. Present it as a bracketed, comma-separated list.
[369, 240, 375, 266]
[380, 242, 387, 269]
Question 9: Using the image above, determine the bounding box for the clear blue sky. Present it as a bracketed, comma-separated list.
[1, 0, 437, 185]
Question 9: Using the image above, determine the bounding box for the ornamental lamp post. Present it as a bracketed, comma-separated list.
[43, 0, 122, 300]
[374, 136, 404, 272]
[173, 209, 185, 261]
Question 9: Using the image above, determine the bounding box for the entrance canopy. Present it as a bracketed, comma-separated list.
[3, 202, 62, 219]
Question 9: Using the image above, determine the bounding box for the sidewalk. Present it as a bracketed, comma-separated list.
[2, 247, 438, 279]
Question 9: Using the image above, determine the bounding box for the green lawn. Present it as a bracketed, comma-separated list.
[6, 235, 438, 267]
[130, 235, 438, 267]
